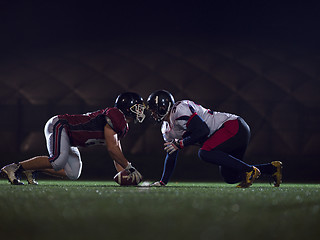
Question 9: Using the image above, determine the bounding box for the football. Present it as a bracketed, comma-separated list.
[113, 169, 141, 186]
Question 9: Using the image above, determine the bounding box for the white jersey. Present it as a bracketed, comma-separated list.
[161, 100, 238, 142]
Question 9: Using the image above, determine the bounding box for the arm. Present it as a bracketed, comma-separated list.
[104, 124, 142, 183]
[113, 160, 125, 172]
[113, 141, 125, 172]
[164, 114, 210, 154]
[150, 151, 178, 186]
[160, 151, 178, 184]
[182, 113, 210, 147]
[104, 124, 129, 170]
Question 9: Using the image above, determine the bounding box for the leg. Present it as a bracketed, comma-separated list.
[199, 118, 260, 187]
[199, 118, 253, 173]
[1, 116, 70, 185]
[254, 161, 283, 187]
[23, 130, 82, 180]
[41, 169, 68, 178]
[1, 156, 53, 185]
[18, 156, 52, 185]
[254, 162, 278, 175]
[198, 149, 252, 173]
[198, 149, 260, 188]
[45, 118, 82, 180]
[20, 156, 52, 170]
[18, 116, 66, 173]
[219, 166, 242, 184]
[62, 147, 82, 180]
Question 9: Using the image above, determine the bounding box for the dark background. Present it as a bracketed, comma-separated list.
[0, 1, 319, 182]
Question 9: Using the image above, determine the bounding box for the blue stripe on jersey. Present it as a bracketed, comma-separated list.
[176, 104, 195, 121]
[176, 116, 189, 121]
[188, 104, 195, 113]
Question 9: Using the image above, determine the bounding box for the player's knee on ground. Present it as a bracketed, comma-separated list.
[64, 160, 82, 180]
[65, 172, 80, 180]
[219, 166, 242, 184]
[198, 149, 209, 162]
[199, 149, 242, 184]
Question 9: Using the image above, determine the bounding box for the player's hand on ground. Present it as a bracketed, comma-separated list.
[125, 163, 142, 183]
[149, 181, 166, 187]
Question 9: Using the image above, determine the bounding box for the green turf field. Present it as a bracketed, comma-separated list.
[0, 180, 319, 240]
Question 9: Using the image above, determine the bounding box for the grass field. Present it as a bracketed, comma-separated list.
[0, 180, 319, 240]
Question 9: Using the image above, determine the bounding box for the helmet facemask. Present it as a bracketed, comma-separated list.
[130, 103, 146, 123]
[114, 92, 146, 124]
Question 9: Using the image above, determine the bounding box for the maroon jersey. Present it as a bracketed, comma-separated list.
[57, 107, 128, 147]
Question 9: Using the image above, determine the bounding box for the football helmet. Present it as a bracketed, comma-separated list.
[147, 90, 175, 123]
[115, 92, 146, 123]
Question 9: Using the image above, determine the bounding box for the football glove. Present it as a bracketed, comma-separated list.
[164, 140, 183, 154]
[149, 181, 166, 187]
[125, 163, 142, 183]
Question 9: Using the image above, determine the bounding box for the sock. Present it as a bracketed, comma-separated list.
[16, 164, 26, 173]
[254, 163, 275, 175]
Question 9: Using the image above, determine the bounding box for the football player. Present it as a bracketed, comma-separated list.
[1, 92, 145, 185]
[147, 90, 282, 188]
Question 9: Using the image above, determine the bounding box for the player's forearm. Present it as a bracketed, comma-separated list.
[107, 146, 129, 169]
[160, 151, 178, 184]
[113, 160, 125, 172]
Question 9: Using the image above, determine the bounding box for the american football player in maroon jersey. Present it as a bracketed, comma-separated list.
[1, 92, 145, 185]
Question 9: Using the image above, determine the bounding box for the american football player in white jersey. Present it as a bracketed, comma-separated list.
[147, 90, 282, 188]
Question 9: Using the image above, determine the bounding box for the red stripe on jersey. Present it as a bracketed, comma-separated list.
[201, 119, 239, 151]
[49, 122, 63, 162]
[186, 112, 197, 127]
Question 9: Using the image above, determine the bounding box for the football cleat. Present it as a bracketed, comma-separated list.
[149, 181, 166, 187]
[1, 163, 24, 185]
[271, 161, 283, 187]
[23, 170, 38, 185]
[236, 166, 261, 188]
